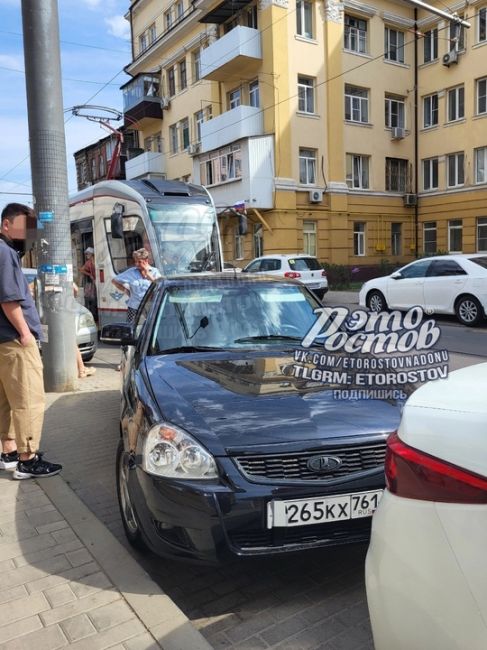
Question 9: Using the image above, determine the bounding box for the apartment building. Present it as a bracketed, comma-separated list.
[122, 0, 487, 268]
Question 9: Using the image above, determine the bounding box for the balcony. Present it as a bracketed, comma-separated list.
[200, 26, 261, 81]
[125, 151, 165, 180]
[201, 105, 263, 152]
[121, 74, 162, 128]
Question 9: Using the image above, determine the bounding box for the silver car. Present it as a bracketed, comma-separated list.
[22, 268, 97, 361]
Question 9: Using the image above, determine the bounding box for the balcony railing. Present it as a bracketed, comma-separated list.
[200, 26, 261, 81]
[201, 105, 264, 152]
[125, 151, 165, 180]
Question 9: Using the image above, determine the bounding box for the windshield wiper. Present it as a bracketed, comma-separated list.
[159, 345, 222, 355]
[233, 335, 303, 343]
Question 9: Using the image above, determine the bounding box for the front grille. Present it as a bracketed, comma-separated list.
[234, 441, 386, 482]
[230, 518, 371, 551]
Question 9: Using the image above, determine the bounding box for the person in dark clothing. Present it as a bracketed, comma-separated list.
[0, 203, 62, 479]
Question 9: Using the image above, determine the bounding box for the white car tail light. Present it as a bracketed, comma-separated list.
[385, 431, 487, 504]
[284, 271, 301, 279]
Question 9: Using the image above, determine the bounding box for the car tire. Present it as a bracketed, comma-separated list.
[455, 295, 483, 327]
[116, 439, 146, 550]
[81, 353, 94, 362]
[367, 290, 387, 312]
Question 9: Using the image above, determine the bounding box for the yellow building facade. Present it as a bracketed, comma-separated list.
[123, 0, 487, 269]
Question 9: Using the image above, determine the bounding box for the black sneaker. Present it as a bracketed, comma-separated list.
[13, 453, 62, 480]
[0, 451, 19, 470]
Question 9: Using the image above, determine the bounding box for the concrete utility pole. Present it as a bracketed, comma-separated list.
[21, 0, 76, 392]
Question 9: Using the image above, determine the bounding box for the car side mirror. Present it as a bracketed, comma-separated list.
[391, 271, 402, 280]
[100, 322, 136, 346]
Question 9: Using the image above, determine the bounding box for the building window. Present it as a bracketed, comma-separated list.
[385, 158, 408, 192]
[447, 152, 464, 187]
[138, 33, 147, 54]
[477, 77, 487, 115]
[199, 146, 242, 186]
[422, 157, 439, 191]
[192, 49, 201, 82]
[384, 27, 405, 63]
[253, 223, 263, 257]
[385, 95, 405, 128]
[391, 223, 402, 256]
[179, 59, 187, 91]
[423, 94, 439, 127]
[180, 118, 190, 150]
[296, 0, 313, 38]
[346, 153, 369, 189]
[423, 28, 438, 62]
[303, 221, 317, 256]
[479, 7, 486, 43]
[345, 85, 369, 123]
[194, 110, 204, 142]
[447, 86, 464, 122]
[249, 80, 260, 108]
[475, 146, 487, 184]
[247, 4, 258, 29]
[449, 19, 465, 51]
[424, 222, 437, 254]
[353, 222, 365, 256]
[228, 88, 241, 110]
[448, 219, 463, 252]
[298, 76, 315, 114]
[477, 217, 487, 251]
[167, 67, 176, 96]
[299, 148, 316, 184]
[344, 14, 367, 53]
[175, 0, 184, 20]
[234, 228, 244, 259]
[165, 9, 173, 31]
[169, 124, 178, 154]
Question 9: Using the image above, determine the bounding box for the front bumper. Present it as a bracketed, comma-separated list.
[129, 456, 383, 563]
[76, 326, 98, 360]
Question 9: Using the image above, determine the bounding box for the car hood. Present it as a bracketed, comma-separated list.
[144, 351, 401, 453]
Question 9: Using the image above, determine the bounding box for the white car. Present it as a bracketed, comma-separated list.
[366, 362, 487, 650]
[359, 254, 487, 326]
[242, 254, 328, 298]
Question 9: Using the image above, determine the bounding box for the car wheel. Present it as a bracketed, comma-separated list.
[455, 295, 483, 327]
[81, 353, 94, 362]
[116, 439, 146, 550]
[367, 290, 387, 312]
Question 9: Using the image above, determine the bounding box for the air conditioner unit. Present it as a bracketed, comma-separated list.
[403, 193, 417, 207]
[309, 189, 323, 203]
[187, 142, 201, 155]
[442, 49, 458, 67]
[160, 96, 171, 109]
[391, 127, 406, 140]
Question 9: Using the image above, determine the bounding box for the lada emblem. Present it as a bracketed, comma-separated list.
[307, 455, 342, 473]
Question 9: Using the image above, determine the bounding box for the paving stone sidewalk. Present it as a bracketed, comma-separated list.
[0, 470, 211, 650]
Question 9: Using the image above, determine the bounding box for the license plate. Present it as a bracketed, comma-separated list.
[267, 490, 383, 528]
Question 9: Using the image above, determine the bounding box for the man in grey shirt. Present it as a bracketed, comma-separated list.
[0, 203, 62, 479]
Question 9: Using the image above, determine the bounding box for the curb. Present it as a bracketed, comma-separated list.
[39, 475, 213, 650]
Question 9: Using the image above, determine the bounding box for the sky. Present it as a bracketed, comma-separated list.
[0, 0, 132, 212]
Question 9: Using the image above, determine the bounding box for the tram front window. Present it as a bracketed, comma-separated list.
[149, 204, 220, 275]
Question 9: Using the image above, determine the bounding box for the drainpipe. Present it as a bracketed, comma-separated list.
[414, 8, 419, 258]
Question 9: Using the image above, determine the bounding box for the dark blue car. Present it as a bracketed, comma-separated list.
[102, 274, 401, 563]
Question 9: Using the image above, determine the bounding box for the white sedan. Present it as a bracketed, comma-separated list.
[359, 254, 487, 326]
[366, 362, 487, 650]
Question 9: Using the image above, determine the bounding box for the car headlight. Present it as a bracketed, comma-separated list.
[78, 312, 95, 329]
[142, 423, 218, 479]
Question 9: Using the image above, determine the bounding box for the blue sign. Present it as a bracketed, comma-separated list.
[39, 264, 67, 274]
[39, 211, 54, 223]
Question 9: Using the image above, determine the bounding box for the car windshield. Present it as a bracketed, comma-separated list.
[150, 283, 322, 353]
[469, 256, 487, 270]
